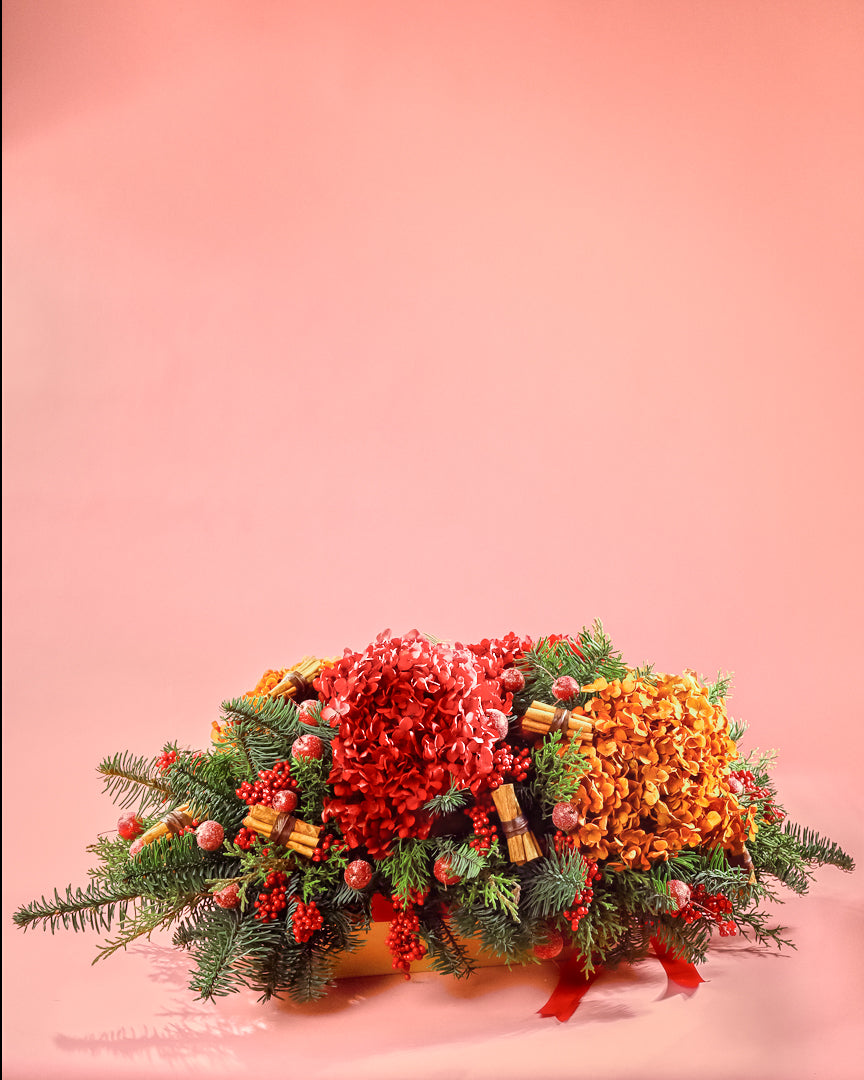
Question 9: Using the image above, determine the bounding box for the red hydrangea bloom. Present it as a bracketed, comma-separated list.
[317, 630, 527, 857]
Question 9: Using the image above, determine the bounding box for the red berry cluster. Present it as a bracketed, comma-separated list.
[385, 896, 427, 977]
[562, 860, 599, 931]
[674, 884, 737, 936]
[488, 743, 531, 789]
[292, 899, 323, 942]
[734, 770, 785, 824]
[311, 833, 346, 864]
[552, 829, 578, 855]
[235, 759, 297, 808]
[232, 827, 259, 851]
[156, 749, 178, 771]
[466, 796, 497, 856]
[254, 871, 289, 922]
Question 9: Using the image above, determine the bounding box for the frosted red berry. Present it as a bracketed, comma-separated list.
[272, 789, 298, 814]
[292, 734, 323, 760]
[501, 667, 525, 693]
[534, 928, 564, 959]
[344, 859, 374, 890]
[485, 708, 510, 741]
[117, 812, 143, 841]
[433, 855, 461, 886]
[195, 820, 225, 852]
[551, 802, 581, 832]
[214, 882, 241, 909]
[667, 879, 691, 911]
[552, 676, 580, 701]
[129, 838, 145, 858]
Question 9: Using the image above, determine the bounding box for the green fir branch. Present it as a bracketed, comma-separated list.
[521, 620, 628, 703]
[161, 751, 244, 828]
[187, 907, 278, 999]
[529, 732, 587, 812]
[218, 695, 303, 778]
[418, 907, 477, 979]
[13, 881, 140, 935]
[380, 838, 435, 903]
[520, 847, 588, 920]
[290, 752, 331, 821]
[96, 751, 172, 813]
[424, 780, 471, 816]
[782, 820, 855, 872]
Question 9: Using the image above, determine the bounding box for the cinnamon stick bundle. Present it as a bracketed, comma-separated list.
[243, 804, 321, 858]
[520, 701, 594, 743]
[491, 784, 542, 864]
[266, 657, 329, 701]
[139, 804, 194, 848]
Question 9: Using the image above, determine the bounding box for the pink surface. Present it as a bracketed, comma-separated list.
[3, 3, 863, 1078]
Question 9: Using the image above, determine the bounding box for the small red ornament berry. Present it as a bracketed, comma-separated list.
[196, 820, 225, 852]
[727, 774, 744, 795]
[668, 879, 692, 912]
[214, 882, 241, 909]
[534, 928, 564, 959]
[117, 812, 143, 841]
[344, 859, 374, 890]
[552, 675, 580, 702]
[129, 838, 145, 858]
[484, 708, 509, 741]
[292, 734, 323, 760]
[502, 668, 526, 693]
[433, 855, 461, 886]
[551, 802, 582, 832]
[272, 789, 298, 814]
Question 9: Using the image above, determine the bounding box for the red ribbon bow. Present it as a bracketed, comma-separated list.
[538, 940, 703, 1021]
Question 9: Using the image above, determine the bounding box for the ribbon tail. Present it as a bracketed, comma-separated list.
[650, 936, 704, 995]
[538, 956, 604, 1022]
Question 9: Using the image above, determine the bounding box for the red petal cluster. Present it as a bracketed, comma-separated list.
[317, 630, 527, 857]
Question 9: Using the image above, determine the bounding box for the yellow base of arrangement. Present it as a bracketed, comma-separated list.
[332, 921, 507, 978]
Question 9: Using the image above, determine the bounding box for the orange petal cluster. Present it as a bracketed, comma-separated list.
[571, 671, 758, 869]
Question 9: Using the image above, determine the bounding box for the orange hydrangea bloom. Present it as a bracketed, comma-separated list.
[571, 671, 757, 870]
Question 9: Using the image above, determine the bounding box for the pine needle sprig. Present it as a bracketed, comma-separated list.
[161, 750, 244, 828]
[379, 838, 435, 904]
[218, 695, 304, 778]
[782, 821, 855, 872]
[186, 907, 278, 999]
[418, 907, 477, 979]
[121, 833, 235, 900]
[529, 732, 588, 812]
[290, 753, 331, 821]
[424, 779, 471, 816]
[97, 751, 172, 814]
[13, 881, 141, 935]
[458, 870, 522, 921]
[521, 620, 628, 702]
[520, 847, 588, 920]
[706, 671, 734, 705]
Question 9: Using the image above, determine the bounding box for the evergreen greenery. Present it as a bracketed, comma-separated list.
[12, 628, 856, 1006]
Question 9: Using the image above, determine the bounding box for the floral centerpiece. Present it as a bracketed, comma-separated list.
[14, 624, 853, 1016]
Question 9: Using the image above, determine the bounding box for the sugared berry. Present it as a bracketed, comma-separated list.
[552, 676, 580, 701]
[117, 812, 143, 841]
[292, 734, 323, 760]
[344, 859, 374, 890]
[214, 882, 241, 909]
[534, 928, 564, 959]
[195, 820, 225, 852]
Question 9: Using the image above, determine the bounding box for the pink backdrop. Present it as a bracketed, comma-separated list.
[3, 3, 863, 1078]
